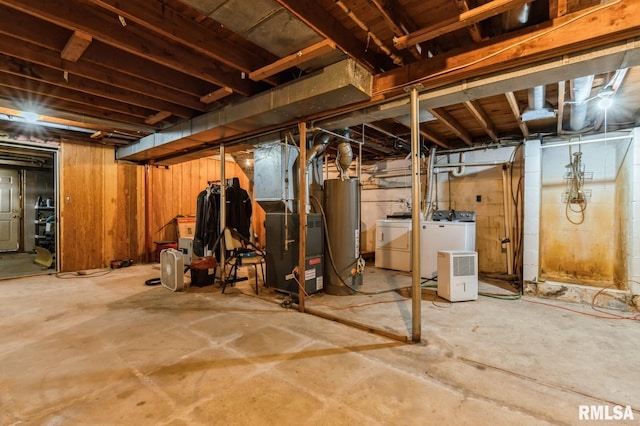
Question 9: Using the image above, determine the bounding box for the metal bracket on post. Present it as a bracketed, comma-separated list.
[403, 83, 424, 93]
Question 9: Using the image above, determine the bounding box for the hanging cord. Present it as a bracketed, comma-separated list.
[565, 145, 587, 225]
[309, 194, 410, 295]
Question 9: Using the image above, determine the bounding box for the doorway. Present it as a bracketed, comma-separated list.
[0, 142, 58, 279]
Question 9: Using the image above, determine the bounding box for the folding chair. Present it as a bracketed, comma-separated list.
[222, 227, 266, 294]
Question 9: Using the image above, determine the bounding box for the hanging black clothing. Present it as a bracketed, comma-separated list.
[194, 187, 220, 257]
[193, 190, 208, 257]
[225, 177, 252, 240]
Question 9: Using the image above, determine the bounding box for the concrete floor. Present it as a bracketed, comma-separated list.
[1, 264, 639, 425]
[0, 252, 52, 280]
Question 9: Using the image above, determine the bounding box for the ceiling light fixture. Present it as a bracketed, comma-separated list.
[21, 111, 39, 122]
[597, 96, 613, 110]
[597, 87, 614, 110]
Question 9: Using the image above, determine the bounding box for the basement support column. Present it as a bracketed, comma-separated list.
[220, 144, 226, 282]
[144, 164, 152, 263]
[298, 122, 307, 313]
[409, 86, 422, 342]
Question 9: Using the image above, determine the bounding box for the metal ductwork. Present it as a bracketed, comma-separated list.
[521, 85, 556, 122]
[501, 3, 532, 31]
[570, 75, 595, 131]
[116, 59, 372, 165]
[502, 3, 555, 123]
[307, 133, 331, 164]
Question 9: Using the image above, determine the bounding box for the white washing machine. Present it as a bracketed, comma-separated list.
[420, 220, 475, 279]
[375, 219, 412, 272]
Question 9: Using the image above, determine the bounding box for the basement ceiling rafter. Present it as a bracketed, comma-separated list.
[274, 0, 390, 72]
[83, 0, 288, 87]
[0, 0, 257, 96]
[0, 0, 638, 162]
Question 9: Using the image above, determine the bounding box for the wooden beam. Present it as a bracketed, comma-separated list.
[200, 87, 233, 105]
[419, 126, 450, 148]
[456, 0, 484, 43]
[144, 111, 171, 125]
[549, 0, 568, 19]
[84, 0, 286, 86]
[0, 57, 195, 119]
[556, 81, 565, 134]
[428, 108, 473, 146]
[375, 0, 640, 96]
[0, 0, 257, 95]
[275, 0, 387, 72]
[504, 92, 530, 138]
[249, 40, 336, 82]
[394, 0, 534, 49]
[0, 5, 216, 98]
[0, 85, 156, 127]
[0, 33, 206, 112]
[60, 30, 92, 62]
[368, 0, 423, 60]
[463, 100, 498, 141]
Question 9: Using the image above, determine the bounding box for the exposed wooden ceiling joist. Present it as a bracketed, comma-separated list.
[60, 31, 92, 63]
[0, 89, 154, 128]
[429, 108, 473, 146]
[0, 4, 216, 99]
[394, 0, 534, 49]
[0, 35, 206, 113]
[249, 40, 336, 82]
[505, 91, 530, 138]
[375, 0, 640, 97]
[275, 0, 388, 72]
[200, 87, 234, 105]
[0, 0, 257, 96]
[145, 111, 172, 125]
[0, 56, 195, 119]
[83, 0, 287, 87]
[549, 0, 568, 19]
[418, 125, 450, 149]
[463, 100, 498, 141]
[455, 0, 484, 43]
[368, 0, 424, 60]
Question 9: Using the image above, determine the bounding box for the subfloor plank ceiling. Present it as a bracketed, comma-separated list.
[0, 0, 639, 163]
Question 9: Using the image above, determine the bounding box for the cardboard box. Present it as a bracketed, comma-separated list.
[175, 216, 196, 239]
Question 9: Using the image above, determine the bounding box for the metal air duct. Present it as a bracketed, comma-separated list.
[569, 75, 595, 131]
[521, 85, 556, 122]
[116, 59, 372, 165]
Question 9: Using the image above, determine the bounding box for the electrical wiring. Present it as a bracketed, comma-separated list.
[523, 297, 640, 321]
[375, 0, 623, 97]
[55, 269, 113, 279]
[589, 282, 640, 320]
[422, 282, 521, 300]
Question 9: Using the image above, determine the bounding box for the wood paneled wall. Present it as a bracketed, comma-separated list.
[146, 157, 265, 258]
[60, 140, 264, 271]
[60, 141, 145, 271]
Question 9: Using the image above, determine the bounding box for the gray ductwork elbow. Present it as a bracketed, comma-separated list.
[307, 133, 331, 164]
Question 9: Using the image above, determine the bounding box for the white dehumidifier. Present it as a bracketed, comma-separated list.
[437, 250, 478, 302]
[160, 248, 187, 292]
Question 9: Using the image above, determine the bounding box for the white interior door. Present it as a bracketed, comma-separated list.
[0, 169, 20, 251]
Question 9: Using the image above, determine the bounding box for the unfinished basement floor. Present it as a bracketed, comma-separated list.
[1, 264, 639, 425]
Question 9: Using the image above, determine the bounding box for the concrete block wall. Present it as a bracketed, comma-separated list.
[523, 140, 541, 283]
[631, 127, 640, 301]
